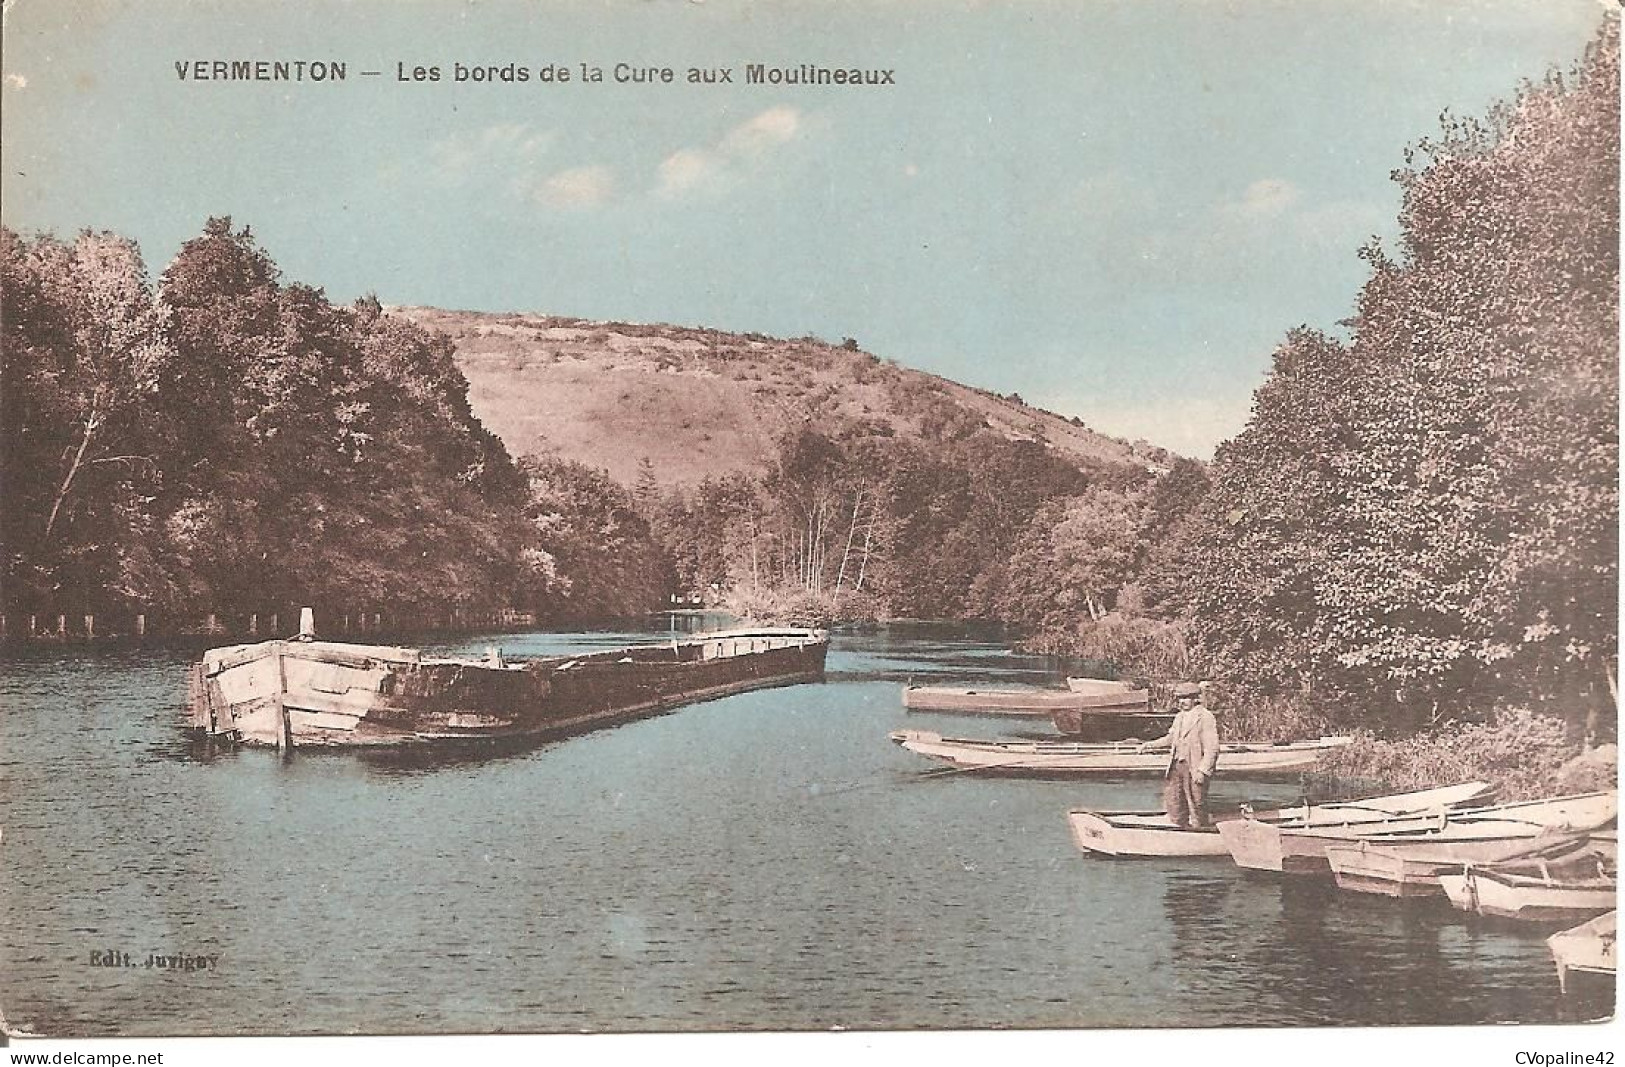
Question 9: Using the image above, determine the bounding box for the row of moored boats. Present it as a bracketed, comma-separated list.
[891, 681, 1617, 1001]
[1066, 785, 1617, 996]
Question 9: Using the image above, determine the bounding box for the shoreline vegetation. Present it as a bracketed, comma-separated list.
[2, 27, 1616, 797]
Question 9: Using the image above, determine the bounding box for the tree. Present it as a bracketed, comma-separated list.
[1, 228, 175, 608]
[1181, 22, 1619, 732]
[518, 456, 670, 619]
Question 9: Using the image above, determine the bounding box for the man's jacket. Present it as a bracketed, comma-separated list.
[1144, 704, 1219, 780]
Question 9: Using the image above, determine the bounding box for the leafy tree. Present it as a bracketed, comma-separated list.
[1, 228, 175, 608]
[1181, 23, 1618, 732]
[3, 218, 543, 623]
[519, 456, 670, 619]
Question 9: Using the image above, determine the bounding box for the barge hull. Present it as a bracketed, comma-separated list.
[188, 629, 829, 748]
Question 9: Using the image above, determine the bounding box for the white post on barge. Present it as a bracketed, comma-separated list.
[276, 606, 317, 752]
[273, 643, 292, 753]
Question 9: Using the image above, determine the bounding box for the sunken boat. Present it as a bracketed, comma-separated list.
[186, 619, 829, 748]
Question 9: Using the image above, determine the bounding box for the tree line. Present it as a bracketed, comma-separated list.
[1119, 23, 1617, 737]
[1, 217, 664, 628]
[647, 423, 1142, 626]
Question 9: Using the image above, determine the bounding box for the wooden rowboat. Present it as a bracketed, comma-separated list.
[1067, 811, 1239, 857]
[1548, 911, 1617, 995]
[1065, 677, 1140, 695]
[1325, 834, 1594, 898]
[1219, 791, 1619, 875]
[1067, 780, 1495, 859]
[889, 729, 1351, 776]
[901, 684, 1152, 716]
[1438, 846, 1616, 922]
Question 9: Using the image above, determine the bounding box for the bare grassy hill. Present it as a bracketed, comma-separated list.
[391, 306, 1176, 485]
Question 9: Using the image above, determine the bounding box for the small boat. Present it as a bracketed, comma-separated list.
[1050, 678, 1165, 738]
[901, 684, 1152, 716]
[889, 729, 1351, 776]
[1220, 791, 1619, 875]
[1065, 677, 1140, 695]
[1438, 845, 1616, 922]
[1051, 709, 1172, 741]
[1068, 780, 1495, 859]
[188, 624, 829, 748]
[1325, 834, 1594, 898]
[1548, 911, 1617, 995]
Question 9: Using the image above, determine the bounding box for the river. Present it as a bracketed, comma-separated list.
[0, 620, 1596, 1036]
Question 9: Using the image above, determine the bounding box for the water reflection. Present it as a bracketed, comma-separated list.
[353, 736, 566, 776]
[161, 733, 245, 765]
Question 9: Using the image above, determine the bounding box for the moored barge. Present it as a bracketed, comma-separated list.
[187, 625, 829, 748]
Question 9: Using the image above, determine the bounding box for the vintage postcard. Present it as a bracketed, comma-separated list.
[0, 0, 1617, 1062]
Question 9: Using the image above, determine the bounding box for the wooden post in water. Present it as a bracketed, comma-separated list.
[84, 614, 94, 640]
[205, 613, 219, 634]
[273, 641, 292, 755]
[28, 614, 37, 638]
[135, 613, 146, 638]
[56, 614, 66, 638]
[269, 612, 279, 635]
[249, 613, 259, 636]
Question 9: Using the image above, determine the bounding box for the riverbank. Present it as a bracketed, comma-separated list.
[1308, 708, 1617, 802]
[0, 604, 734, 647]
[1217, 693, 1618, 803]
[0, 605, 543, 645]
[720, 587, 887, 629]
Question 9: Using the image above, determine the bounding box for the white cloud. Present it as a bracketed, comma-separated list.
[656, 147, 722, 197]
[655, 106, 807, 199]
[4, 73, 26, 90]
[431, 123, 552, 183]
[720, 106, 801, 156]
[1212, 178, 1388, 250]
[492, 106, 807, 209]
[533, 165, 616, 208]
[1125, 179, 1389, 286]
[1224, 177, 1301, 218]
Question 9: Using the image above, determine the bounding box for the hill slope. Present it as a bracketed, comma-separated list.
[390, 306, 1175, 485]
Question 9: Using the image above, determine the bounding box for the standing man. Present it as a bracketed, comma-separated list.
[1137, 682, 1219, 828]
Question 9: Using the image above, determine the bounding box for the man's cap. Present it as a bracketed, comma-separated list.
[1173, 682, 1202, 698]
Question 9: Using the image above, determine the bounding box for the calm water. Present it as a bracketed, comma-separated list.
[0, 621, 1595, 1036]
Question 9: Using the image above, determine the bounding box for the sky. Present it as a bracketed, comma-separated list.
[0, 0, 1612, 458]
